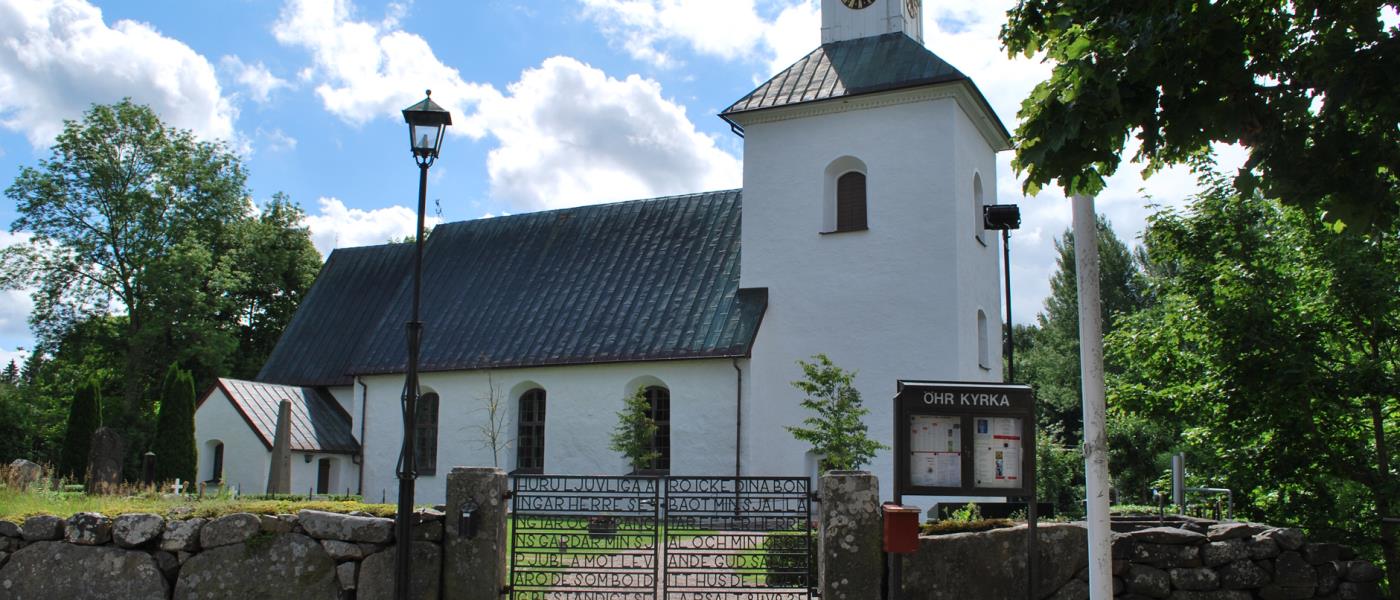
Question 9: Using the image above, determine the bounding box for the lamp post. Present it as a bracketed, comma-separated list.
[396, 90, 451, 600]
[983, 202, 1029, 600]
[983, 203, 1021, 382]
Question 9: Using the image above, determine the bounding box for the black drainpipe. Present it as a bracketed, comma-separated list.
[732, 359, 743, 479]
[357, 377, 368, 496]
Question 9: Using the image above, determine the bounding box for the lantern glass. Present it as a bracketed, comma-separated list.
[410, 122, 443, 156]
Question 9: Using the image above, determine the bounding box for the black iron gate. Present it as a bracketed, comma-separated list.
[509, 475, 815, 600]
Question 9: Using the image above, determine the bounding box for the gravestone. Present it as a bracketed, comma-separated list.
[7, 459, 44, 489]
[266, 400, 292, 495]
[86, 427, 126, 494]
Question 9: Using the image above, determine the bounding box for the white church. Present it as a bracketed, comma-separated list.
[194, 0, 1011, 504]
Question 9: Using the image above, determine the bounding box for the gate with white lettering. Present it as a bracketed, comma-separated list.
[508, 475, 815, 600]
[663, 477, 815, 600]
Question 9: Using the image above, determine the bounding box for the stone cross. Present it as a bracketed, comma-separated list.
[171, 479, 184, 494]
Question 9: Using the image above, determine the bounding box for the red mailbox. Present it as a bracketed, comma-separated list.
[882, 503, 922, 554]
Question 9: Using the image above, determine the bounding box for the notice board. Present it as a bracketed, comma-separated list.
[895, 381, 1036, 497]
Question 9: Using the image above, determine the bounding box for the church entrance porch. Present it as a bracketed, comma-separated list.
[507, 474, 816, 600]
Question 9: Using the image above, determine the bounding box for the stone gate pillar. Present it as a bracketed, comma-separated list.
[444, 467, 508, 600]
[819, 471, 882, 600]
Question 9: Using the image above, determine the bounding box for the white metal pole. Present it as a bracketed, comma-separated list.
[1072, 193, 1113, 599]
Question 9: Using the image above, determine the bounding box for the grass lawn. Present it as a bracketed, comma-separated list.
[0, 484, 398, 523]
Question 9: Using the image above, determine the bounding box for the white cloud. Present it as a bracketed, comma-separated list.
[0, 0, 237, 147]
[0, 232, 35, 357]
[0, 289, 32, 341]
[0, 348, 29, 370]
[579, 0, 819, 71]
[301, 197, 439, 256]
[272, 0, 497, 131]
[471, 57, 742, 211]
[257, 127, 298, 152]
[221, 56, 292, 104]
[277, 0, 742, 212]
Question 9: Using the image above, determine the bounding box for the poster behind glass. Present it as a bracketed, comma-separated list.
[909, 415, 961, 488]
[973, 416, 1022, 489]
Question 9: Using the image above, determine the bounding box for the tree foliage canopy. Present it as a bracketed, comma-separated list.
[1, 100, 320, 472]
[1108, 173, 1399, 588]
[2, 101, 322, 405]
[1002, 0, 1400, 229]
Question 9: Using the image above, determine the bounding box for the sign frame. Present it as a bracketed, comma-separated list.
[894, 380, 1036, 498]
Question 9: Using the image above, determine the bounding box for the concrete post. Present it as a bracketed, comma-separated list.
[443, 467, 508, 600]
[819, 471, 881, 600]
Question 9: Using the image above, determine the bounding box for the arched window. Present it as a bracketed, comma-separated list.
[836, 172, 868, 231]
[973, 173, 986, 244]
[977, 310, 990, 370]
[644, 386, 671, 472]
[415, 392, 439, 476]
[209, 442, 224, 483]
[516, 389, 546, 474]
[823, 156, 869, 233]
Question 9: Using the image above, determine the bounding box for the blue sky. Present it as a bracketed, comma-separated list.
[0, 0, 1276, 365]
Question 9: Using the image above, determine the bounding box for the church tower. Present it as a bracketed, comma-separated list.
[821, 0, 923, 44]
[722, 0, 1011, 494]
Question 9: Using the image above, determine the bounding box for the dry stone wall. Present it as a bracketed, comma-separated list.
[0, 508, 445, 600]
[900, 520, 1386, 600]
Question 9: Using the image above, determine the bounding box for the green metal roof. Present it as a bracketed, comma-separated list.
[258, 243, 414, 387]
[258, 190, 766, 385]
[722, 33, 1011, 142]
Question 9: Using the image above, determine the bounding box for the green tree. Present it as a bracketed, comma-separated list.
[1, 361, 17, 385]
[152, 364, 197, 484]
[1, 100, 320, 467]
[610, 387, 659, 473]
[1001, 0, 1400, 230]
[786, 354, 887, 472]
[1110, 173, 1399, 593]
[58, 380, 103, 480]
[223, 194, 323, 379]
[1013, 216, 1169, 506]
[1018, 215, 1145, 439]
[3, 100, 249, 414]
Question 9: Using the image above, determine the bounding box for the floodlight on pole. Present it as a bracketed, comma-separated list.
[395, 90, 451, 600]
[982, 203, 1021, 382]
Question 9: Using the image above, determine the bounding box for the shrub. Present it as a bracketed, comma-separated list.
[58, 380, 102, 480]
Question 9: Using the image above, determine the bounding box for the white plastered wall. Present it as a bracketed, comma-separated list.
[357, 359, 743, 505]
[196, 388, 361, 497]
[195, 389, 271, 494]
[733, 90, 1005, 500]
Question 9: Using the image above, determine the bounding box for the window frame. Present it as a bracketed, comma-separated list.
[210, 442, 224, 484]
[515, 388, 547, 474]
[641, 386, 671, 474]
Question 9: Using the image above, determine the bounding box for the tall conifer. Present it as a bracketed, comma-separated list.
[58, 380, 103, 480]
[153, 364, 197, 484]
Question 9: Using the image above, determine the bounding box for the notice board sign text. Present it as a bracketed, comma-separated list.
[895, 381, 1036, 498]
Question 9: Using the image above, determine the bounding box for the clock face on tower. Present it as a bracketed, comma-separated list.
[841, 0, 875, 9]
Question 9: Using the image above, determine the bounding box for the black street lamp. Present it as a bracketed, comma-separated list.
[396, 90, 451, 600]
[983, 203, 1021, 382]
